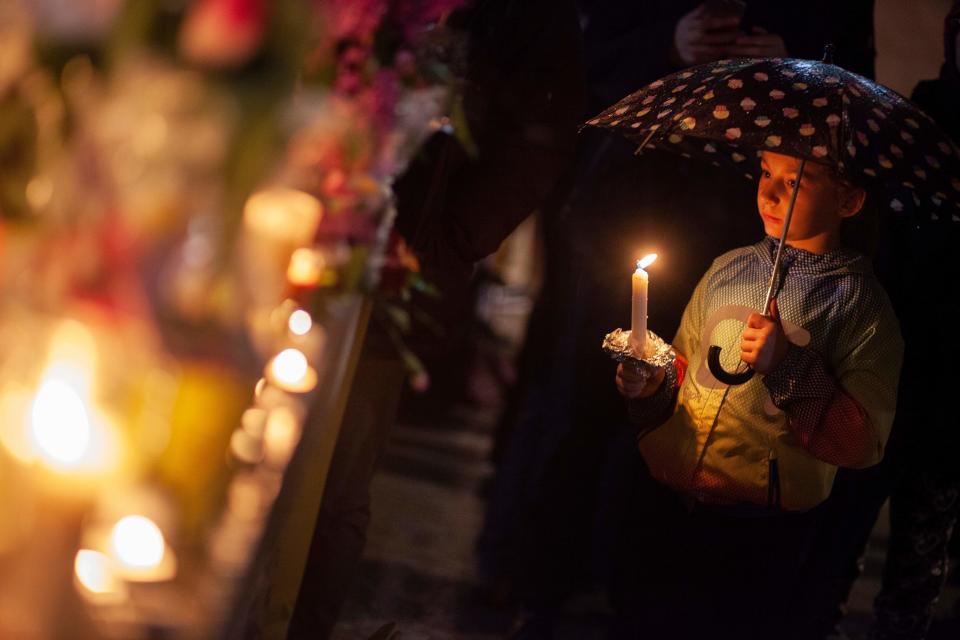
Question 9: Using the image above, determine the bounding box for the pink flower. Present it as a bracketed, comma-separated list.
[335, 70, 364, 94]
[356, 69, 400, 134]
[333, 42, 370, 94]
[179, 0, 267, 69]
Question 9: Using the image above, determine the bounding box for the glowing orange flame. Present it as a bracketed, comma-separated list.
[636, 254, 658, 271]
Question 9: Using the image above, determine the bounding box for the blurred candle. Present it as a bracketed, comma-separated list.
[108, 514, 176, 582]
[263, 407, 299, 468]
[243, 188, 322, 246]
[288, 309, 312, 336]
[286, 247, 325, 286]
[111, 515, 165, 569]
[270, 349, 307, 386]
[23, 320, 120, 476]
[631, 254, 657, 355]
[30, 378, 91, 466]
[266, 348, 317, 393]
[74, 549, 127, 603]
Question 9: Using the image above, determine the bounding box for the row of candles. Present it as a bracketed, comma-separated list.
[186, 186, 337, 634]
[0, 184, 336, 633]
[1, 168, 655, 632]
[70, 173, 371, 633]
[0, 315, 180, 637]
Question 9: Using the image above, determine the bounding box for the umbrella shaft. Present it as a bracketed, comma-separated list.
[762, 158, 807, 316]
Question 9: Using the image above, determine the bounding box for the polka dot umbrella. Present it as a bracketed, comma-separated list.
[586, 55, 960, 384]
[585, 57, 960, 223]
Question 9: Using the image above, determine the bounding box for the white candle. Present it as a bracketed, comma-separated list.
[243, 188, 323, 246]
[631, 254, 657, 355]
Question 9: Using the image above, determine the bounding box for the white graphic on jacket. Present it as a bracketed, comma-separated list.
[695, 304, 811, 415]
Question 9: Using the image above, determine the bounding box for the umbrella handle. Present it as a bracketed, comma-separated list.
[707, 345, 755, 385]
[712, 156, 805, 387]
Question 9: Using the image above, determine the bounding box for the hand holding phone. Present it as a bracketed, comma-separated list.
[673, 1, 744, 66]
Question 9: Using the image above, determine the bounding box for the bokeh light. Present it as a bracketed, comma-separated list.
[243, 188, 323, 245]
[269, 349, 309, 388]
[286, 248, 325, 286]
[30, 378, 91, 466]
[263, 407, 300, 467]
[110, 515, 166, 570]
[74, 549, 125, 598]
[288, 309, 313, 336]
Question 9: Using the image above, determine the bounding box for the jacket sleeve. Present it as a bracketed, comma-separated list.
[763, 345, 876, 467]
[763, 295, 903, 469]
[395, 0, 585, 292]
[626, 356, 686, 437]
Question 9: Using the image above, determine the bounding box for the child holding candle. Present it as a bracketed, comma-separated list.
[611, 150, 903, 638]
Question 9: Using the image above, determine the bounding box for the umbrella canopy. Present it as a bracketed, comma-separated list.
[585, 57, 960, 224]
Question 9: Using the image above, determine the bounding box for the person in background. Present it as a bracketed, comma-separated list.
[804, 3, 960, 639]
[286, 1, 585, 637]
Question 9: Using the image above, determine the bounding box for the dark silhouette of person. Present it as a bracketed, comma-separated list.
[286, 2, 585, 637]
[796, 4, 960, 639]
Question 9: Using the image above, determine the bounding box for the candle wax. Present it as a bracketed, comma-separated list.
[630, 266, 648, 356]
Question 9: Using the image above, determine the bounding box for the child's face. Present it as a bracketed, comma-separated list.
[757, 151, 864, 253]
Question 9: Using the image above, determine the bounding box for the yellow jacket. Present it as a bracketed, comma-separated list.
[636, 239, 903, 511]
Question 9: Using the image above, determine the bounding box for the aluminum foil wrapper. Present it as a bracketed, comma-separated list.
[602, 328, 676, 383]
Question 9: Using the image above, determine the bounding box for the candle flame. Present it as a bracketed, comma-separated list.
[15, 319, 121, 474]
[107, 515, 178, 582]
[636, 254, 658, 271]
[270, 348, 308, 386]
[267, 348, 318, 392]
[30, 378, 91, 465]
[75, 550, 123, 596]
[111, 515, 166, 570]
[288, 309, 313, 336]
[286, 247, 326, 286]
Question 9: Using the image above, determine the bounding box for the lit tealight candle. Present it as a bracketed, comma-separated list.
[288, 309, 313, 336]
[108, 514, 177, 582]
[26, 378, 119, 477]
[30, 378, 91, 467]
[286, 247, 326, 287]
[74, 549, 128, 603]
[271, 349, 307, 385]
[111, 515, 165, 569]
[631, 254, 657, 356]
[263, 406, 300, 468]
[267, 348, 317, 393]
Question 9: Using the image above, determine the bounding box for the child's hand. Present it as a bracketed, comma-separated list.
[740, 298, 789, 374]
[616, 363, 666, 399]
